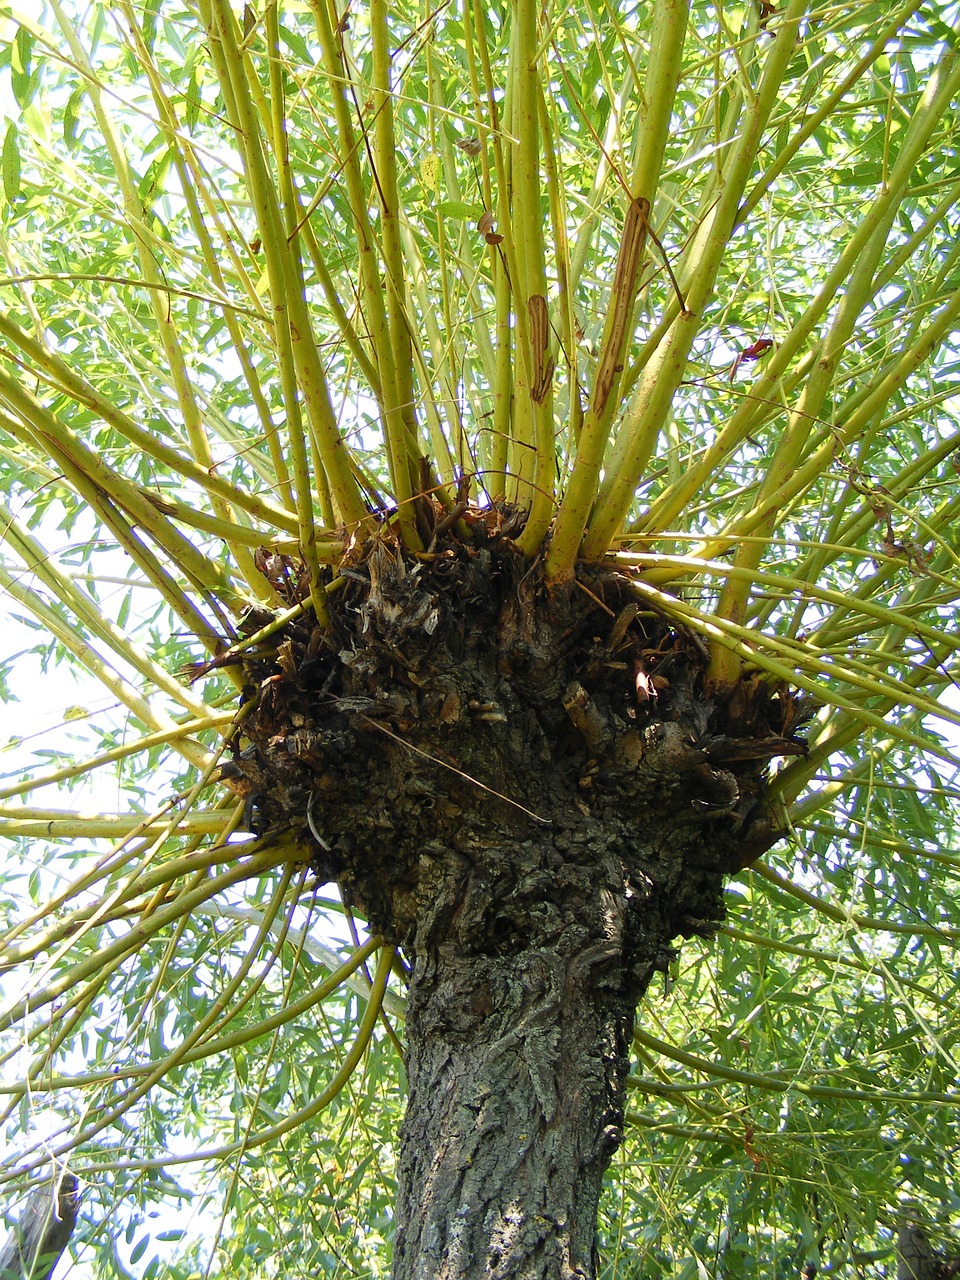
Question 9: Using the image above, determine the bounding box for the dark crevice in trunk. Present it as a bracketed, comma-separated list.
[220, 524, 813, 1279]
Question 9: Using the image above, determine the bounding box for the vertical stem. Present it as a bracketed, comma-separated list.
[265, 0, 332, 532]
[116, 0, 295, 519]
[309, 0, 421, 545]
[51, 1, 271, 593]
[539, 85, 580, 470]
[580, 0, 808, 561]
[207, 0, 327, 619]
[546, 0, 689, 578]
[467, 0, 515, 498]
[210, 0, 367, 534]
[370, 0, 417, 421]
[706, 48, 960, 686]
[512, 0, 556, 554]
[206, 0, 367, 619]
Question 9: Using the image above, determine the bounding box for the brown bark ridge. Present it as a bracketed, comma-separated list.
[225, 520, 812, 1279]
[0, 1171, 79, 1280]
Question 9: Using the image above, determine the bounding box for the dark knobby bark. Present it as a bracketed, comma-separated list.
[224, 518, 811, 1279]
[0, 1172, 79, 1280]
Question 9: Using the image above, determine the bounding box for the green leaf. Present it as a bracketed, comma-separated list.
[138, 147, 173, 207]
[278, 25, 313, 63]
[21, 99, 48, 144]
[436, 199, 480, 220]
[10, 24, 34, 107]
[2, 124, 20, 204]
[63, 86, 84, 150]
[129, 1236, 149, 1266]
[142, 0, 162, 52]
[184, 69, 202, 133]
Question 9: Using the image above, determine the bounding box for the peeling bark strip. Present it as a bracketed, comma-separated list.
[0, 1172, 79, 1280]
[591, 197, 649, 419]
[527, 295, 555, 404]
[225, 525, 810, 1280]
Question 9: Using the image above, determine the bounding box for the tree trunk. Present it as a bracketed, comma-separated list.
[230, 533, 807, 1280]
[394, 931, 637, 1278]
[0, 1172, 79, 1280]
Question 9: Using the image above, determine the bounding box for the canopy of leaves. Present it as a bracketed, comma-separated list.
[0, 0, 959, 1274]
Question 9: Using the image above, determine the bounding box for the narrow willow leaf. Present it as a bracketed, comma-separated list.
[2, 124, 20, 204]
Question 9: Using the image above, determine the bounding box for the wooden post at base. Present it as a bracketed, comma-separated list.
[0, 1172, 79, 1280]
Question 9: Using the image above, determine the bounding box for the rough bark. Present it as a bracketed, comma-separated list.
[0, 1172, 78, 1280]
[225, 523, 811, 1279]
[393, 830, 665, 1279]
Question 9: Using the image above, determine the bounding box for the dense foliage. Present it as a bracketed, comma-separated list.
[1, 0, 959, 1274]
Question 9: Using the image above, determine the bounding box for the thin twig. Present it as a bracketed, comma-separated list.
[358, 715, 550, 825]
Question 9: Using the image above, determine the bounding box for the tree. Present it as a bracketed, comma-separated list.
[1, 0, 959, 1276]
